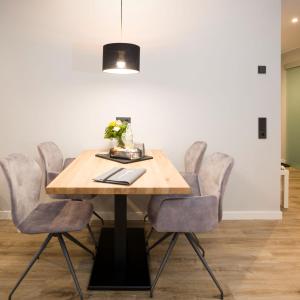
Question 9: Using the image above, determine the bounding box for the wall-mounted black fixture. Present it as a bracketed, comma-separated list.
[258, 65, 266, 74]
[116, 116, 131, 123]
[258, 117, 267, 139]
[102, 0, 140, 74]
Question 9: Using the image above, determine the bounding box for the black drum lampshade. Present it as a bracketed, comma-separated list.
[102, 43, 140, 74]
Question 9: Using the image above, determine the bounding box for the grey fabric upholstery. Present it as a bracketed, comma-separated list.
[148, 195, 218, 233]
[18, 200, 93, 234]
[0, 154, 42, 228]
[37, 141, 92, 200]
[148, 152, 234, 233]
[198, 152, 234, 221]
[1, 154, 95, 300]
[47, 158, 75, 184]
[63, 157, 75, 169]
[184, 141, 207, 174]
[147, 173, 200, 227]
[47, 171, 60, 183]
[0, 154, 93, 234]
[144, 141, 206, 223]
[180, 172, 201, 196]
[37, 142, 64, 186]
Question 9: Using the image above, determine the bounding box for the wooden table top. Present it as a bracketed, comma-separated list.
[46, 149, 191, 195]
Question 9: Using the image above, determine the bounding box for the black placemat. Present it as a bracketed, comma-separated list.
[95, 153, 153, 164]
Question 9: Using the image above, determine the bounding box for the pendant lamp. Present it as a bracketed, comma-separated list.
[102, 0, 140, 74]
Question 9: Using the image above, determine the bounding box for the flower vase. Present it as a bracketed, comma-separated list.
[111, 138, 124, 148]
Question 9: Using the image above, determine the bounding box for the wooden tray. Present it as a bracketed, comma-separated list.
[95, 153, 153, 164]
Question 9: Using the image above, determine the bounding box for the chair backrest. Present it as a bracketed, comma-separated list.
[0, 154, 42, 229]
[198, 152, 234, 222]
[37, 142, 64, 185]
[184, 141, 207, 174]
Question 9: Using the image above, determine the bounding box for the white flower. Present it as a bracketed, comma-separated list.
[116, 120, 122, 126]
[113, 126, 120, 132]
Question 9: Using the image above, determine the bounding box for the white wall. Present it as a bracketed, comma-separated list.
[0, 0, 281, 220]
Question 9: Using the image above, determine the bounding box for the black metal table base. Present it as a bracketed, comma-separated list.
[88, 227, 151, 290]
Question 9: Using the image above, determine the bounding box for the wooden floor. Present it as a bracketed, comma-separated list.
[1, 170, 300, 300]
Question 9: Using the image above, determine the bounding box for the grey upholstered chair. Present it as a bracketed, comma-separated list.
[0, 154, 95, 300]
[184, 141, 207, 173]
[37, 141, 104, 224]
[147, 152, 234, 299]
[144, 141, 207, 224]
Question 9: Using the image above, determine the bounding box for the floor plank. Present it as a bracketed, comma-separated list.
[1, 169, 300, 299]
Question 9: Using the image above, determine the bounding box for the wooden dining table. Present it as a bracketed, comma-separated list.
[46, 149, 191, 291]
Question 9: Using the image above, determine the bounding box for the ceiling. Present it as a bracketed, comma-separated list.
[282, 0, 300, 53]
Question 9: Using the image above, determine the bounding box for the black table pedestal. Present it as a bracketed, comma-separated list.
[88, 195, 151, 291]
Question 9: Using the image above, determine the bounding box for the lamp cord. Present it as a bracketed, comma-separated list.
[120, 0, 123, 40]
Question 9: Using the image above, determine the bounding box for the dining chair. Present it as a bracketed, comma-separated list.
[0, 154, 95, 300]
[145, 141, 207, 237]
[147, 152, 234, 299]
[184, 141, 207, 173]
[37, 141, 104, 225]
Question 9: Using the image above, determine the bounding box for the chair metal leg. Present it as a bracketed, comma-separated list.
[62, 232, 95, 258]
[147, 232, 173, 253]
[92, 210, 104, 225]
[87, 224, 98, 250]
[191, 232, 205, 257]
[185, 233, 224, 300]
[150, 233, 179, 297]
[57, 234, 84, 300]
[8, 233, 53, 300]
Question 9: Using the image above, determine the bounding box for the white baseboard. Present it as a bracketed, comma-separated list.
[0, 210, 11, 219]
[0, 210, 283, 221]
[223, 210, 282, 220]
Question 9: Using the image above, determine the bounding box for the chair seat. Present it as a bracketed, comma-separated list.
[18, 200, 93, 234]
[148, 172, 200, 223]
